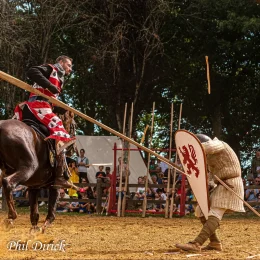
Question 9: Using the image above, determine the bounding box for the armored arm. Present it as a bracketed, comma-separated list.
[27, 65, 60, 94]
[202, 137, 225, 155]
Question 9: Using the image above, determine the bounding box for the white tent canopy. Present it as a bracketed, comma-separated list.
[76, 136, 148, 184]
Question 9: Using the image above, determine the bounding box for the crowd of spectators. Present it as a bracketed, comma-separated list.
[124, 155, 194, 214]
[4, 148, 260, 213]
[244, 149, 260, 208]
[54, 161, 111, 214]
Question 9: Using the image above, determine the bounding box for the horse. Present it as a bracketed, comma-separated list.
[0, 118, 76, 232]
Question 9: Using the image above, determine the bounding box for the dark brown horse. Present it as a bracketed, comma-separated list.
[0, 119, 70, 232]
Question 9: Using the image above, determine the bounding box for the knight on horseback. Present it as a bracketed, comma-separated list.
[14, 55, 77, 190]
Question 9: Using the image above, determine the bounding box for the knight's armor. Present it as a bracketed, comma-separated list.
[14, 63, 77, 190]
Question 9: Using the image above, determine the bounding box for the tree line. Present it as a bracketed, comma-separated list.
[0, 0, 260, 168]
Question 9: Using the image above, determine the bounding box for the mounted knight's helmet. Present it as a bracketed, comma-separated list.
[196, 134, 212, 143]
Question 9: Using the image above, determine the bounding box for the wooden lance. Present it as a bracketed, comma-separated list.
[0, 70, 188, 177]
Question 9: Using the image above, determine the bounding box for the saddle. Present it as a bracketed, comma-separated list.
[22, 119, 56, 168]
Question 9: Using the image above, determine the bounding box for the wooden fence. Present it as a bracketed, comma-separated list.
[1, 179, 260, 215]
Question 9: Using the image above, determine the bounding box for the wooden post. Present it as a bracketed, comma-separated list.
[165, 103, 174, 218]
[179, 174, 186, 216]
[107, 143, 117, 214]
[122, 102, 134, 216]
[142, 102, 155, 217]
[117, 103, 127, 216]
[170, 103, 183, 218]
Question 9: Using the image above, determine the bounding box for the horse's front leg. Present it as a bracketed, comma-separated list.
[28, 189, 41, 233]
[42, 187, 59, 233]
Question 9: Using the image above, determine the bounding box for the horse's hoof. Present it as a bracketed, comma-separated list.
[4, 219, 14, 230]
[30, 226, 41, 234]
[41, 221, 51, 233]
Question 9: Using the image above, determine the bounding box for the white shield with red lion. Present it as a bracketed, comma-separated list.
[175, 130, 210, 219]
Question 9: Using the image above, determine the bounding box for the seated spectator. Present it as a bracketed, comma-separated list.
[162, 177, 175, 200]
[255, 193, 260, 209]
[68, 161, 79, 197]
[176, 158, 185, 184]
[13, 185, 26, 205]
[101, 194, 109, 213]
[245, 180, 260, 202]
[78, 188, 88, 213]
[104, 166, 112, 184]
[251, 149, 260, 179]
[174, 183, 183, 208]
[17, 189, 30, 207]
[150, 175, 159, 198]
[39, 188, 48, 207]
[134, 177, 146, 200]
[149, 158, 158, 177]
[155, 188, 167, 212]
[143, 175, 151, 184]
[78, 188, 94, 213]
[77, 180, 92, 198]
[81, 178, 88, 188]
[96, 165, 106, 181]
[158, 155, 169, 174]
[56, 189, 70, 212]
[103, 167, 112, 196]
[155, 166, 163, 178]
[87, 186, 95, 199]
[255, 177, 260, 185]
[157, 172, 164, 184]
[116, 157, 130, 183]
[162, 178, 169, 194]
[164, 158, 184, 184]
[116, 180, 125, 199]
[13, 185, 26, 198]
[130, 176, 142, 199]
[68, 193, 79, 212]
[78, 178, 91, 198]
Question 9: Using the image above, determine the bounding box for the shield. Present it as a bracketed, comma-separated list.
[175, 130, 210, 219]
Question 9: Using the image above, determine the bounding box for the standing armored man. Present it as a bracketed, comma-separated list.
[176, 134, 245, 252]
[14, 55, 76, 188]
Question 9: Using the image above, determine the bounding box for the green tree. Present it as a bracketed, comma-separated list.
[161, 0, 260, 158]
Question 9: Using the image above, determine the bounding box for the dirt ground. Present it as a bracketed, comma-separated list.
[0, 212, 259, 260]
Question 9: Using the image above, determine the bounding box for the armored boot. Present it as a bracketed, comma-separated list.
[53, 149, 78, 191]
[176, 216, 220, 253]
[194, 216, 220, 246]
[199, 216, 223, 251]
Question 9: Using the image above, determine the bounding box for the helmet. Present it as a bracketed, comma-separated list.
[196, 134, 212, 143]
